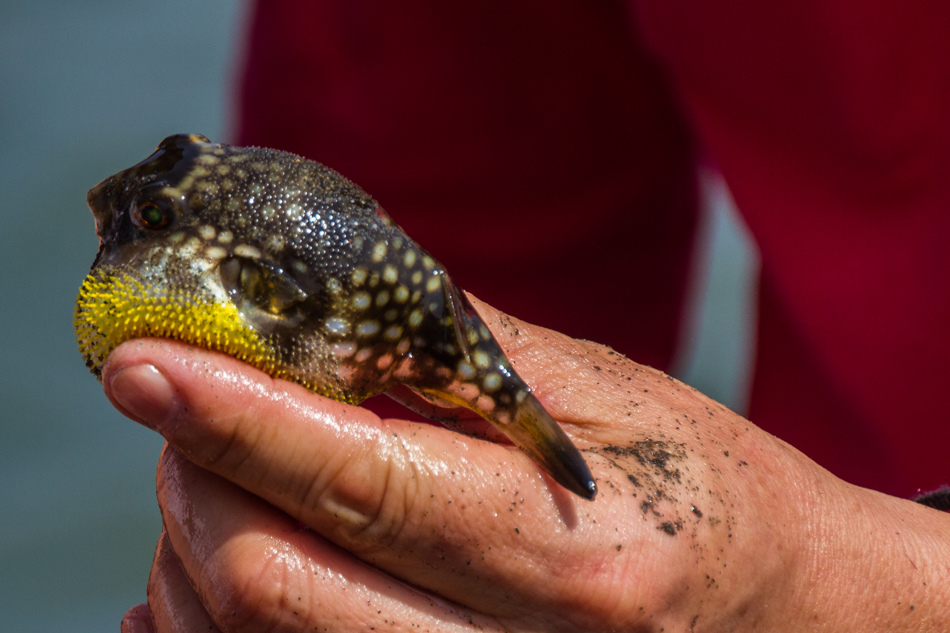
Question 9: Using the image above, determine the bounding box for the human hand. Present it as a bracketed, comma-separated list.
[106, 298, 950, 633]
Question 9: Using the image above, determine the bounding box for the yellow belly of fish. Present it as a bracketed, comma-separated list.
[75, 271, 288, 383]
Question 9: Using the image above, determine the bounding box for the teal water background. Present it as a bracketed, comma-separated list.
[0, 3, 756, 632]
[0, 3, 244, 631]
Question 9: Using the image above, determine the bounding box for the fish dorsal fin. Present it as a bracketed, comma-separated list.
[439, 273, 478, 364]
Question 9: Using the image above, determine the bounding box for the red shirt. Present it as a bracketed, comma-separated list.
[236, 0, 950, 497]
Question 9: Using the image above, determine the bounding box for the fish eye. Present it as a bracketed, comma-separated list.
[134, 201, 173, 230]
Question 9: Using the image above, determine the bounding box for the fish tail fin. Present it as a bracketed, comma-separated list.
[506, 391, 597, 500]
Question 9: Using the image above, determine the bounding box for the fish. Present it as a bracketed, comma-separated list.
[74, 134, 596, 500]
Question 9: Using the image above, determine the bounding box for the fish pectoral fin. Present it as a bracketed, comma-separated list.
[400, 386, 509, 441]
[219, 256, 308, 330]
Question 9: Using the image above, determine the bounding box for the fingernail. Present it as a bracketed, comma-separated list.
[109, 364, 179, 431]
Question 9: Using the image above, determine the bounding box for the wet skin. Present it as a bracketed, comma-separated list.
[75, 134, 595, 499]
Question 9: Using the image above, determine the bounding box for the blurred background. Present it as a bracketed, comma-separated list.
[0, 2, 755, 632]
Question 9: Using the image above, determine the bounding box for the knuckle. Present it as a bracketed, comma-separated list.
[303, 433, 429, 553]
[210, 543, 300, 633]
[202, 415, 259, 472]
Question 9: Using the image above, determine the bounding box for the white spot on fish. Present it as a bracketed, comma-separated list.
[357, 321, 380, 338]
[476, 395, 495, 412]
[483, 373, 502, 392]
[325, 317, 350, 336]
[351, 268, 368, 286]
[352, 292, 372, 311]
[457, 361, 476, 380]
[473, 350, 491, 369]
[160, 185, 182, 199]
[197, 180, 218, 195]
[181, 236, 201, 254]
[234, 244, 261, 259]
[266, 235, 285, 252]
[205, 246, 227, 260]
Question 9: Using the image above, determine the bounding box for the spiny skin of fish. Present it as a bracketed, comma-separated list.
[74, 134, 596, 500]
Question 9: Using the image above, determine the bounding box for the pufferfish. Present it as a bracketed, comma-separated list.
[75, 134, 596, 500]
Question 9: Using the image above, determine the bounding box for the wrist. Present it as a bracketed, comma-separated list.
[796, 471, 950, 631]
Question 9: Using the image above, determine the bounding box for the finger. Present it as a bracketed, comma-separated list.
[120, 604, 154, 633]
[156, 445, 497, 633]
[147, 530, 221, 633]
[106, 335, 625, 620]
